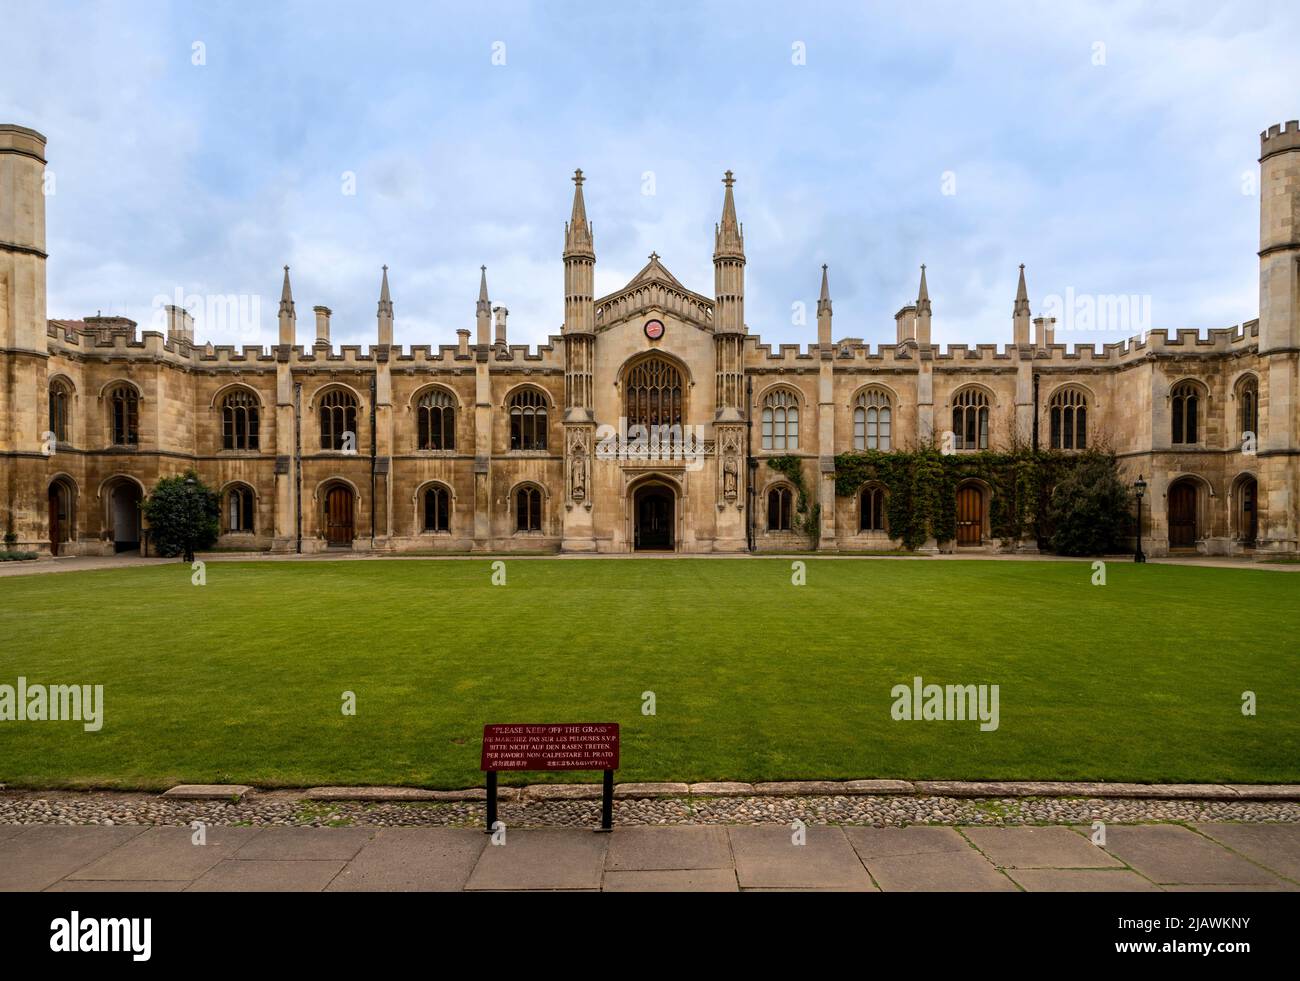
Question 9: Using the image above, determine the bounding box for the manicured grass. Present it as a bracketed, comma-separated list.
[0, 558, 1296, 789]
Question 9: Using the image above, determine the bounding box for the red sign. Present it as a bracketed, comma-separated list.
[481, 723, 620, 771]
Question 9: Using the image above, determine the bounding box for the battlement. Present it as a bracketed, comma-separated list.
[1261, 120, 1300, 159]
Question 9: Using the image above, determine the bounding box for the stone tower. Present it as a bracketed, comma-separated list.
[1258, 120, 1300, 554]
[561, 169, 597, 550]
[0, 124, 49, 546]
[713, 171, 747, 550]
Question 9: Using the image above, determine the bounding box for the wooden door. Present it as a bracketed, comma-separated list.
[1241, 481, 1257, 546]
[1168, 482, 1197, 548]
[325, 486, 354, 545]
[636, 490, 673, 550]
[48, 485, 62, 556]
[956, 486, 983, 545]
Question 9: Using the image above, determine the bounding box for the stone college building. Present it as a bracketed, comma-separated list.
[1, 121, 1297, 557]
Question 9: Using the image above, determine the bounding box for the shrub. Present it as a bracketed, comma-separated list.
[1046, 451, 1133, 556]
[141, 469, 220, 559]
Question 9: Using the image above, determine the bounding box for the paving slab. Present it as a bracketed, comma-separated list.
[187, 859, 345, 892]
[1226, 785, 1300, 800]
[729, 826, 873, 890]
[688, 782, 754, 796]
[66, 826, 259, 882]
[45, 880, 189, 892]
[1193, 823, 1300, 881]
[603, 869, 738, 892]
[604, 827, 732, 871]
[0, 827, 147, 891]
[963, 827, 1123, 869]
[465, 828, 609, 890]
[1008, 869, 1161, 892]
[1162, 883, 1298, 892]
[325, 828, 484, 892]
[843, 826, 971, 860]
[161, 784, 253, 801]
[232, 827, 374, 862]
[1097, 825, 1284, 885]
[0, 826, 27, 841]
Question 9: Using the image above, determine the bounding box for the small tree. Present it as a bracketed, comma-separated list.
[1046, 451, 1132, 556]
[142, 469, 219, 560]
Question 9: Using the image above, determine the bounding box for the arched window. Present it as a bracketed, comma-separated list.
[423, 485, 451, 532]
[319, 389, 358, 451]
[952, 388, 989, 451]
[509, 388, 548, 451]
[48, 380, 70, 444]
[761, 389, 800, 451]
[222, 389, 260, 450]
[1171, 381, 1200, 445]
[418, 389, 456, 450]
[108, 384, 139, 446]
[225, 485, 254, 533]
[1049, 387, 1088, 450]
[767, 486, 793, 531]
[860, 486, 886, 531]
[625, 356, 684, 431]
[853, 389, 892, 451]
[1237, 376, 1259, 442]
[516, 485, 542, 531]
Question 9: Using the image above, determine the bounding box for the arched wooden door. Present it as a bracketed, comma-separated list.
[634, 484, 674, 551]
[324, 486, 355, 545]
[1168, 481, 1197, 548]
[956, 485, 983, 545]
[1238, 478, 1258, 547]
[48, 483, 67, 555]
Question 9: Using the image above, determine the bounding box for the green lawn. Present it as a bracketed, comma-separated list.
[0, 558, 1296, 789]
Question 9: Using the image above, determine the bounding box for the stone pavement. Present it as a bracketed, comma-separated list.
[1, 822, 1297, 892]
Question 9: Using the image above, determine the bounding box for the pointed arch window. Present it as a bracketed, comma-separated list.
[761, 389, 800, 451]
[952, 388, 989, 451]
[423, 485, 451, 532]
[625, 357, 684, 431]
[225, 484, 254, 533]
[1049, 388, 1088, 450]
[320, 389, 358, 451]
[108, 384, 139, 447]
[853, 389, 892, 451]
[516, 485, 543, 531]
[767, 486, 793, 531]
[1171, 381, 1200, 445]
[1237, 376, 1259, 442]
[509, 388, 548, 451]
[418, 389, 456, 450]
[222, 389, 260, 450]
[48, 380, 71, 444]
[860, 486, 886, 531]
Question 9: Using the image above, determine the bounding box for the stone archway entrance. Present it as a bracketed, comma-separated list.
[108, 480, 142, 552]
[48, 479, 74, 556]
[955, 484, 985, 546]
[633, 483, 675, 551]
[324, 484, 356, 546]
[1168, 479, 1198, 549]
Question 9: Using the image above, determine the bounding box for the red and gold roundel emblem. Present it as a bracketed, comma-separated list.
[644, 319, 665, 340]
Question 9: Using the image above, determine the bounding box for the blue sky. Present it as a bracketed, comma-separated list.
[2, 0, 1297, 349]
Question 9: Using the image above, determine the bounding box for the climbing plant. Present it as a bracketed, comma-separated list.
[833, 446, 1126, 553]
[765, 456, 822, 548]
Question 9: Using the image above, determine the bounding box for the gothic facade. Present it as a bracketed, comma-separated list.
[2, 121, 1298, 558]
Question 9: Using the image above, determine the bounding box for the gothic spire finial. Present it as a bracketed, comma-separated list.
[918, 263, 930, 302]
[715, 169, 743, 257]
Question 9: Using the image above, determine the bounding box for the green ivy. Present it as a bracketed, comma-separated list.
[833, 447, 1121, 552]
[766, 456, 822, 548]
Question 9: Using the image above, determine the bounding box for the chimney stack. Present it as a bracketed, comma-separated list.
[165, 304, 194, 344]
[493, 305, 509, 346]
[1034, 316, 1055, 349]
[313, 305, 331, 346]
[895, 305, 917, 344]
[457, 329, 470, 357]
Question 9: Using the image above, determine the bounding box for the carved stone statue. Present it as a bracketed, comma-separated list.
[723, 453, 739, 501]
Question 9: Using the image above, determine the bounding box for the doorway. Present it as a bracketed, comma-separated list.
[48, 480, 73, 555]
[324, 485, 355, 546]
[1236, 476, 1258, 548]
[956, 485, 984, 546]
[1168, 479, 1198, 549]
[109, 480, 142, 552]
[634, 483, 675, 551]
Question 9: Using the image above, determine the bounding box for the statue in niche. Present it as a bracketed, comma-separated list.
[723, 452, 739, 501]
[571, 444, 587, 501]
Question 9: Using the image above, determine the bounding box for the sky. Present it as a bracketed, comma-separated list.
[2, 0, 1298, 351]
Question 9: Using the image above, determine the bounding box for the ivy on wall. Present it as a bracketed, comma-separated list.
[765, 456, 822, 548]
[832, 447, 1123, 552]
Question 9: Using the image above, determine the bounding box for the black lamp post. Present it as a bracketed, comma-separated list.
[1134, 475, 1147, 564]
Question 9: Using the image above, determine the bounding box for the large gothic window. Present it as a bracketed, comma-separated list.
[48, 380, 70, 444]
[418, 389, 456, 450]
[222, 388, 260, 450]
[225, 484, 254, 533]
[320, 388, 358, 450]
[108, 383, 139, 446]
[1171, 381, 1200, 445]
[853, 389, 892, 451]
[860, 486, 886, 531]
[509, 388, 548, 451]
[1049, 387, 1087, 450]
[761, 388, 800, 451]
[423, 485, 451, 532]
[952, 387, 989, 451]
[1237, 376, 1259, 442]
[767, 486, 793, 531]
[516, 485, 542, 531]
[625, 357, 684, 431]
